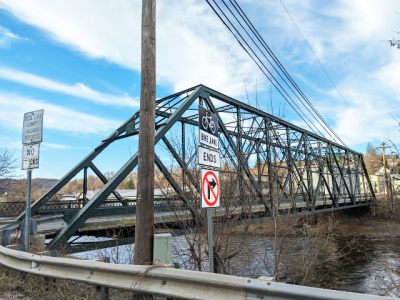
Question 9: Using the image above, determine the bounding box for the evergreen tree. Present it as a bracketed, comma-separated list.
[125, 179, 136, 189]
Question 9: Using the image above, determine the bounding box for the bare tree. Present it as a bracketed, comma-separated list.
[0, 147, 18, 195]
[363, 142, 382, 175]
[154, 130, 255, 275]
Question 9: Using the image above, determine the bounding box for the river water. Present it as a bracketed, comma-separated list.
[73, 235, 400, 297]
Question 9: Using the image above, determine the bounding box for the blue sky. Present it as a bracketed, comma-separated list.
[0, 0, 399, 180]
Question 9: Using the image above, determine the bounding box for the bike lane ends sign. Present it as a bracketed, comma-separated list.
[201, 169, 220, 208]
[198, 105, 219, 149]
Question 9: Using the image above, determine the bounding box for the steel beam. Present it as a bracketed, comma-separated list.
[28, 83, 373, 251]
[279, 133, 304, 199]
[205, 97, 272, 214]
[154, 154, 202, 226]
[47, 86, 203, 249]
[89, 162, 128, 206]
[202, 86, 361, 155]
[329, 144, 355, 204]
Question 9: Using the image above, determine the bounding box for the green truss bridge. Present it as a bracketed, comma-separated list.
[1, 85, 375, 253]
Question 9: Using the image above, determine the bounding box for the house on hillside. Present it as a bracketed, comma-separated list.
[369, 166, 400, 194]
[385, 155, 400, 168]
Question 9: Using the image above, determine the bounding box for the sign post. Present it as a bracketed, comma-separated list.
[207, 209, 213, 272]
[22, 109, 43, 253]
[198, 104, 220, 273]
[201, 168, 220, 273]
[24, 169, 32, 252]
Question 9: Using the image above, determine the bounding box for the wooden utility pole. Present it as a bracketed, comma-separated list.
[135, 0, 156, 266]
[377, 143, 393, 213]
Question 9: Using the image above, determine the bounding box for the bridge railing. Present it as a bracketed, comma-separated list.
[0, 202, 26, 218]
[0, 245, 385, 300]
[0, 192, 373, 218]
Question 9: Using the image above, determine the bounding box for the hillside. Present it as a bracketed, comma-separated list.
[0, 178, 58, 193]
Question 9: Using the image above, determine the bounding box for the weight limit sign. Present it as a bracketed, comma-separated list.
[201, 169, 220, 208]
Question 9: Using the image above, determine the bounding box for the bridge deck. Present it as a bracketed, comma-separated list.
[1, 197, 369, 242]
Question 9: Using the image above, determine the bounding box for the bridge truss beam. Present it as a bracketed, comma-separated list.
[6, 85, 375, 251]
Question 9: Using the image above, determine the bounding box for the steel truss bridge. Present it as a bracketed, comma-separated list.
[4, 85, 375, 253]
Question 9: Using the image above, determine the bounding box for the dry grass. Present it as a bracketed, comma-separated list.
[0, 264, 150, 300]
[0, 264, 97, 300]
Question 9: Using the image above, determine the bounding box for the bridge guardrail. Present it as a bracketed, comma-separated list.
[0, 194, 372, 218]
[0, 202, 25, 217]
[0, 245, 386, 300]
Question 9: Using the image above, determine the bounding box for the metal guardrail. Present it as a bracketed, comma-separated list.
[0, 245, 386, 300]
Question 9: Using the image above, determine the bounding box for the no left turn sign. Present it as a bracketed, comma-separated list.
[201, 169, 220, 208]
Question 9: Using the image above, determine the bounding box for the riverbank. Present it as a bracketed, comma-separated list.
[236, 208, 400, 239]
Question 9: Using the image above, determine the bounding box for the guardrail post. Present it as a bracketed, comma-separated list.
[0, 230, 11, 247]
[6, 244, 26, 278]
[36, 250, 58, 283]
[19, 221, 25, 244]
[96, 257, 110, 300]
[20, 219, 37, 241]
[31, 219, 38, 235]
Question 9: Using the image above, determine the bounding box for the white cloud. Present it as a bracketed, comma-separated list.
[42, 142, 71, 149]
[0, 0, 264, 96]
[254, 0, 400, 147]
[1, 0, 400, 148]
[0, 25, 28, 48]
[0, 68, 139, 107]
[0, 91, 121, 135]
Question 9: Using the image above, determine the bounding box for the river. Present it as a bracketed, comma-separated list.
[72, 234, 400, 297]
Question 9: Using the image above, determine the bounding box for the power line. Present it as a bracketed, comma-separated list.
[230, 0, 346, 146]
[0, 137, 62, 177]
[223, 0, 330, 137]
[208, 0, 326, 137]
[278, 0, 374, 141]
[206, 0, 347, 146]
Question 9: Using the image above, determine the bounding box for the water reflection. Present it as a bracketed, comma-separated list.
[73, 235, 400, 296]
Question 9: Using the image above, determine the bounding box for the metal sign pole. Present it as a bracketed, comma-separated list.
[25, 169, 32, 252]
[21, 109, 43, 253]
[208, 208, 213, 273]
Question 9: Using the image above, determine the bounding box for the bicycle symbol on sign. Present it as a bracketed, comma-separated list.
[202, 112, 216, 134]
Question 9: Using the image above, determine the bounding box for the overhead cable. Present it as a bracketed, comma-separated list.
[230, 0, 346, 146]
[206, 0, 324, 137]
[278, 0, 373, 142]
[206, 0, 348, 146]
